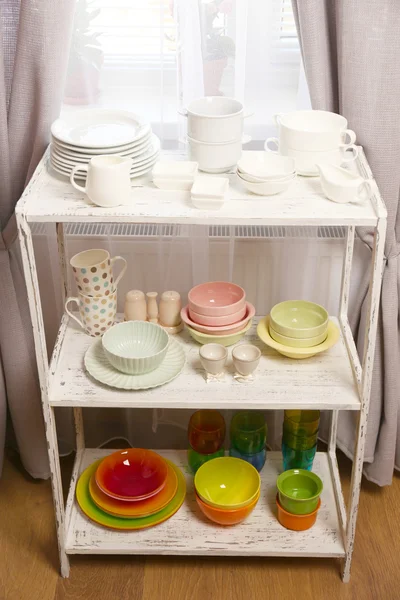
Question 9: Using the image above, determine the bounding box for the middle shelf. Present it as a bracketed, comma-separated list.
[48, 315, 360, 410]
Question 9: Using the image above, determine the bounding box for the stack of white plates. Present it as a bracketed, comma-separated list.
[50, 109, 160, 181]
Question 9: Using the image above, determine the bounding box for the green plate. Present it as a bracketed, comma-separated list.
[76, 458, 186, 530]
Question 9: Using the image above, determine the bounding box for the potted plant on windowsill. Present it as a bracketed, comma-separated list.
[64, 0, 104, 105]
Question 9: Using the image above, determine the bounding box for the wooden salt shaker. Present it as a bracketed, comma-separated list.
[124, 290, 147, 321]
[159, 291, 182, 327]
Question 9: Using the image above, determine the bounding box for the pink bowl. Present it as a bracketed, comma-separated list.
[188, 304, 247, 326]
[188, 281, 246, 317]
[181, 303, 255, 335]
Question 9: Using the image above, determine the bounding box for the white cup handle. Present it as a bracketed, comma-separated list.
[341, 144, 359, 163]
[264, 137, 279, 153]
[242, 134, 252, 145]
[111, 256, 127, 288]
[342, 129, 356, 146]
[70, 165, 88, 193]
[273, 113, 283, 126]
[178, 108, 188, 117]
[65, 297, 84, 329]
[244, 111, 254, 119]
[355, 180, 373, 202]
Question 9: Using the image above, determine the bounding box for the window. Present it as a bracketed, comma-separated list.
[63, 0, 306, 144]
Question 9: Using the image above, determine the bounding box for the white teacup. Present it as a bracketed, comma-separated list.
[70, 155, 132, 207]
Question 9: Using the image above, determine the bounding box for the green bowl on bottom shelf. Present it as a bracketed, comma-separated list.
[185, 320, 252, 347]
[276, 468, 323, 515]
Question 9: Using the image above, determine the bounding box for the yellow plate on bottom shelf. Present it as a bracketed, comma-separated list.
[257, 316, 339, 359]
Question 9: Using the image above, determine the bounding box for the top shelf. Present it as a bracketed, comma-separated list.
[16, 147, 386, 226]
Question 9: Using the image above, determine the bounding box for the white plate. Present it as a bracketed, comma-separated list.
[50, 156, 159, 180]
[51, 152, 159, 174]
[51, 134, 153, 159]
[84, 336, 186, 390]
[51, 109, 151, 148]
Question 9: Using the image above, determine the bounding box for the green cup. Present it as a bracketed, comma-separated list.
[276, 468, 323, 515]
[282, 430, 318, 451]
[187, 446, 225, 474]
[283, 410, 320, 436]
[230, 411, 267, 455]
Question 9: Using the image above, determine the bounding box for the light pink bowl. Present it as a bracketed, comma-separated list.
[188, 304, 247, 326]
[181, 303, 255, 335]
[188, 281, 246, 317]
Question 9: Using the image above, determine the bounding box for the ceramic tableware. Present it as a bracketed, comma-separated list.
[316, 163, 372, 204]
[237, 151, 295, 179]
[269, 325, 327, 348]
[232, 344, 261, 376]
[70, 155, 133, 207]
[257, 316, 339, 359]
[194, 456, 260, 510]
[96, 448, 168, 501]
[70, 249, 127, 297]
[195, 490, 259, 525]
[76, 459, 186, 530]
[276, 468, 323, 515]
[181, 97, 245, 143]
[273, 110, 356, 152]
[281, 442, 317, 472]
[89, 461, 178, 518]
[65, 289, 117, 336]
[152, 160, 198, 189]
[188, 281, 246, 317]
[187, 135, 251, 174]
[181, 303, 255, 335]
[102, 321, 169, 375]
[84, 336, 185, 390]
[276, 494, 321, 531]
[187, 447, 225, 474]
[188, 410, 226, 455]
[237, 171, 296, 196]
[124, 290, 147, 322]
[146, 292, 159, 324]
[229, 446, 266, 472]
[188, 304, 247, 327]
[185, 320, 252, 347]
[159, 291, 182, 328]
[270, 300, 329, 339]
[191, 176, 229, 209]
[230, 411, 267, 455]
[199, 343, 228, 375]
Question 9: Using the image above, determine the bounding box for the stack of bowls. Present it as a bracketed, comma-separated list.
[282, 410, 320, 471]
[75, 448, 186, 530]
[187, 410, 226, 474]
[229, 411, 267, 471]
[276, 469, 323, 531]
[237, 151, 296, 196]
[182, 97, 249, 173]
[181, 281, 255, 347]
[194, 457, 260, 525]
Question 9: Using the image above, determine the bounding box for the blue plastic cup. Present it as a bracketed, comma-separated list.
[282, 441, 317, 471]
[229, 446, 266, 472]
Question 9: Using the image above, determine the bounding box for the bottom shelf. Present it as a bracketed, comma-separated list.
[65, 449, 345, 558]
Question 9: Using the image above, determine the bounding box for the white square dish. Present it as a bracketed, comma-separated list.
[152, 160, 198, 180]
[191, 176, 229, 199]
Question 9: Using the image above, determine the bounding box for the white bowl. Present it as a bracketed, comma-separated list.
[102, 321, 169, 375]
[187, 135, 250, 174]
[237, 170, 295, 184]
[237, 151, 295, 180]
[232, 344, 261, 376]
[237, 172, 296, 196]
[199, 343, 228, 375]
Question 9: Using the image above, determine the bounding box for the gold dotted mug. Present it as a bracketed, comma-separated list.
[70, 249, 127, 297]
[65, 289, 117, 336]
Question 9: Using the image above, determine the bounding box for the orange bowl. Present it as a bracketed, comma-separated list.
[195, 490, 259, 525]
[276, 493, 321, 531]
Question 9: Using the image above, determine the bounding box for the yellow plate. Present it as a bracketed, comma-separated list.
[257, 316, 339, 359]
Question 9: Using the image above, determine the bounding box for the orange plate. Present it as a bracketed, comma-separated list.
[195, 491, 259, 525]
[90, 462, 178, 518]
[276, 494, 321, 531]
[96, 448, 168, 501]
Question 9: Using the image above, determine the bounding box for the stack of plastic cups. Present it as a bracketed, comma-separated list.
[282, 410, 320, 471]
[187, 410, 226, 474]
[229, 411, 267, 472]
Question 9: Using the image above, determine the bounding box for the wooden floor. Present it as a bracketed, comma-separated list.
[1, 447, 399, 600]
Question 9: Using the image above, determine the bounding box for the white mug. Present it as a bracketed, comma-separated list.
[70, 155, 132, 207]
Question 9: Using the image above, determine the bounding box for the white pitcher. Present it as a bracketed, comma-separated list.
[70, 155, 132, 207]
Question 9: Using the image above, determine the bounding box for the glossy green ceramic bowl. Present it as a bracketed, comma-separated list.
[270, 300, 329, 339]
[194, 456, 260, 510]
[269, 325, 327, 348]
[185, 320, 252, 347]
[277, 468, 323, 515]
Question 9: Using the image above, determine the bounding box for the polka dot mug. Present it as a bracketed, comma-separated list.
[70, 249, 127, 297]
[65, 289, 117, 336]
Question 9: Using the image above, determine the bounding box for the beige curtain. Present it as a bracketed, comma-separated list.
[0, 0, 74, 477]
[292, 0, 400, 485]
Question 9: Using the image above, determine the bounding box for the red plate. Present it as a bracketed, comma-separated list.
[96, 448, 168, 501]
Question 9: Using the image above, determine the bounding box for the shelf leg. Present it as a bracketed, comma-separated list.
[74, 407, 85, 452]
[56, 222, 69, 303]
[342, 217, 387, 582]
[16, 213, 70, 577]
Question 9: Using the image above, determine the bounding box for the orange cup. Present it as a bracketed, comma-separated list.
[195, 491, 259, 525]
[276, 494, 321, 531]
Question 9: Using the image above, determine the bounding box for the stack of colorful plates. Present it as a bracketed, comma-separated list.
[50, 109, 160, 181]
[76, 449, 186, 530]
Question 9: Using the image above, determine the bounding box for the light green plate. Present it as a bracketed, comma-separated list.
[85, 336, 185, 390]
[76, 459, 186, 530]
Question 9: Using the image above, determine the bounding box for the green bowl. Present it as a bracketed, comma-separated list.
[270, 300, 328, 339]
[276, 468, 323, 515]
[185, 320, 252, 347]
[269, 325, 327, 348]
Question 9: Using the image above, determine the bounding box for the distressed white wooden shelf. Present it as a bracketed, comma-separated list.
[16, 147, 385, 226]
[48, 314, 360, 410]
[65, 449, 345, 558]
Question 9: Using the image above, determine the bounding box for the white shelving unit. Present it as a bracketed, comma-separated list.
[16, 147, 387, 582]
